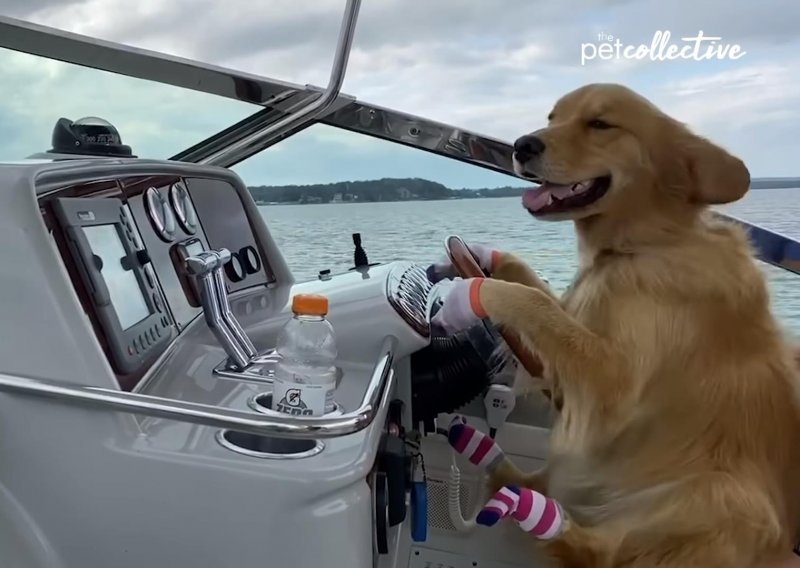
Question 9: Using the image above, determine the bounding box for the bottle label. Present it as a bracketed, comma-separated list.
[271, 377, 333, 416]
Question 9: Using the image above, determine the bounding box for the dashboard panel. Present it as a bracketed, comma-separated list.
[122, 175, 207, 331]
[183, 177, 275, 292]
[40, 166, 275, 391]
[52, 195, 174, 376]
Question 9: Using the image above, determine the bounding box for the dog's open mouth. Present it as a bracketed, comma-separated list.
[522, 176, 611, 216]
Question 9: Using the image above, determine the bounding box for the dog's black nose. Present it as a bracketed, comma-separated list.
[513, 135, 545, 161]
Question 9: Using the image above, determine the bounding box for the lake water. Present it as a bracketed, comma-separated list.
[258, 187, 800, 338]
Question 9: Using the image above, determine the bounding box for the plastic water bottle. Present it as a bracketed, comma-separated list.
[271, 293, 338, 416]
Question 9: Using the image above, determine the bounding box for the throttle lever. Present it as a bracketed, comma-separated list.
[185, 250, 250, 369]
[206, 249, 257, 359]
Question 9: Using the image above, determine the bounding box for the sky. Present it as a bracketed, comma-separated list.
[1, 0, 799, 189]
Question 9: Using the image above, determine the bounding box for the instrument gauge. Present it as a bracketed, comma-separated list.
[144, 186, 176, 242]
[169, 181, 198, 235]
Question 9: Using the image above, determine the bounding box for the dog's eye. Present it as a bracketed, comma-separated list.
[588, 119, 613, 129]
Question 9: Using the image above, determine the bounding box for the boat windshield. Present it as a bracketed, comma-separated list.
[2, 2, 798, 177]
[0, 46, 260, 159]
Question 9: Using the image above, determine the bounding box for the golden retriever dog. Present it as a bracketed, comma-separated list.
[470, 83, 800, 566]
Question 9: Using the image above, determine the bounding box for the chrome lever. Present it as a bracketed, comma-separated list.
[185, 250, 250, 370]
[207, 249, 258, 359]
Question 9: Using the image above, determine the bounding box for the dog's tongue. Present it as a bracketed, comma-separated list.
[522, 181, 590, 212]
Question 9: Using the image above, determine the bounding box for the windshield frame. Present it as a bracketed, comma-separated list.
[0, 12, 513, 176]
[0, 15, 307, 105]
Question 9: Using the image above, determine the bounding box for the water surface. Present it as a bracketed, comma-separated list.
[258, 187, 800, 337]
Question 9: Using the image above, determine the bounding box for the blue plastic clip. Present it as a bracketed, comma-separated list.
[410, 479, 428, 542]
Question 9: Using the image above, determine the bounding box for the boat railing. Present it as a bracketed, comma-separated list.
[719, 214, 800, 277]
[0, 338, 395, 439]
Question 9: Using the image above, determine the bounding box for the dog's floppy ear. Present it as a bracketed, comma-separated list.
[677, 130, 750, 205]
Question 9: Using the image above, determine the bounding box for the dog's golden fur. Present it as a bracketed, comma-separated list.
[474, 83, 800, 567]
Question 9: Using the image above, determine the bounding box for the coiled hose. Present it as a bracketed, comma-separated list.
[447, 449, 486, 531]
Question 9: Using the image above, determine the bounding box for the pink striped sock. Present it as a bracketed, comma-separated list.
[477, 485, 564, 540]
[446, 416, 505, 471]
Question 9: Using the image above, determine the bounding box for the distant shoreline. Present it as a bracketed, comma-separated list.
[253, 194, 520, 206]
[749, 179, 800, 189]
[250, 177, 800, 206]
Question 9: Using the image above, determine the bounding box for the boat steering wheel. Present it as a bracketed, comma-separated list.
[444, 235, 560, 408]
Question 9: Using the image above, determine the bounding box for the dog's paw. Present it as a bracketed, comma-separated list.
[430, 277, 487, 334]
[446, 416, 505, 471]
[425, 243, 500, 283]
[478, 485, 565, 539]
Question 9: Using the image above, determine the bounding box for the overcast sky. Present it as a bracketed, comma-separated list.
[1, 0, 798, 188]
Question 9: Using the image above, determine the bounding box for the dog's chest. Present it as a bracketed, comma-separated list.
[559, 269, 610, 326]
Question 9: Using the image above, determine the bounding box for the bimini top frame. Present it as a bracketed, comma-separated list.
[0, 4, 798, 274]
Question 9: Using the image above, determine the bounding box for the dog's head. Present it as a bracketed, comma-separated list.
[513, 83, 750, 222]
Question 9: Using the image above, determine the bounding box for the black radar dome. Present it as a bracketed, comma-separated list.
[49, 116, 135, 157]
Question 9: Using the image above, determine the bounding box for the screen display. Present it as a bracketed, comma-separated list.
[83, 224, 150, 330]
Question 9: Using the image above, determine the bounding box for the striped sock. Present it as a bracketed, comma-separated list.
[446, 416, 505, 471]
[477, 485, 564, 540]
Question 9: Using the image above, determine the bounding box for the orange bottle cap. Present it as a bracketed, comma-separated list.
[291, 293, 329, 316]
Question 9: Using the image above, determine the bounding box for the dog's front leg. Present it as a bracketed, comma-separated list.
[488, 459, 549, 495]
[477, 279, 630, 405]
[492, 251, 558, 300]
[432, 278, 629, 408]
[477, 485, 613, 567]
[445, 416, 549, 495]
[425, 244, 558, 299]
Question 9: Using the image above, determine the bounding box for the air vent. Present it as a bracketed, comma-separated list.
[425, 475, 476, 533]
[386, 263, 433, 338]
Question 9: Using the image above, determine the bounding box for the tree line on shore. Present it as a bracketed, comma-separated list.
[247, 177, 527, 204]
[247, 176, 795, 205]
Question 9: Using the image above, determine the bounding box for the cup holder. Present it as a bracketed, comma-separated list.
[216, 429, 324, 459]
[247, 392, 344, 417]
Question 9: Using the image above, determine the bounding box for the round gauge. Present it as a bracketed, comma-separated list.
[169, 181, 198, 235]
[239, 245, 261, 274]
[144, 186, 176, 242]
[224, 252, 246, 283]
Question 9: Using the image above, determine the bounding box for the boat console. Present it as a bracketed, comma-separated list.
[41, 164, 281, 389]
[0, 152, 540, 568]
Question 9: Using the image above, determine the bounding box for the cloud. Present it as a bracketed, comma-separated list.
[1, 0, 799, 183]
[1, 0, 78, 13]
[605, 0, 800, 46]
[660, 63, 800, 126]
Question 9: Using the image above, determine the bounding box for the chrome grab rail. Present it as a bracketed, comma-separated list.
[0, 339, 395, 440]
